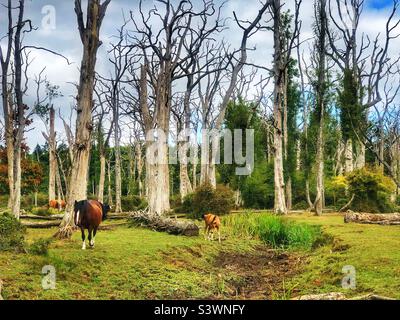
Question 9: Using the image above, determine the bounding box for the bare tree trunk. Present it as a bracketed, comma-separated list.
[107, 159, 113, 206]
[114, 110, 122, 213]
[154, 109, 171, 215]
[135, 143, 143, 198]
[178, 142, 193, 199]
[1, 1, 14, 211]
[283, 68, 292, 211]
[344, 139, 354, 174]
[48, 106, 56, 202]
[192, 154, 197, 190]
[355, 140, 366, 170]
[272, 0, 287, 214]
[11, 147, 22, 218]
[97, 152, 106, 203]
[56, 0, 111, 238]
[56, 162, 64, 208]
[314, 0, 327, 216]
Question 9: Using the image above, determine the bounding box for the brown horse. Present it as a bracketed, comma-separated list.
[74, 200, 110, 250]
[49, 199, 67, 210]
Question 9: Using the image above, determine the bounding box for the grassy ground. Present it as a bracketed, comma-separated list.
[286, 213, 400, 299]
[1, 212, 400, 299]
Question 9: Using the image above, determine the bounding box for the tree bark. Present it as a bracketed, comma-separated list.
[272, 0, 287, 214]
[344, 139, 354, 174]
[48, 106, 56, 202]
[129, 210, 199, 236]
[113, 104, 122, 213]
[344, 211, 400, 225]
[98, 152, 106, 203]
[107, 159, 113, 206]
[56, 0, 111, 238]
[314, 0, 327, 216]
[135, 142, 143, 198]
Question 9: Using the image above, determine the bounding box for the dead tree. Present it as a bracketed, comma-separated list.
[93, 81, 114, 204]
[0, 0, 15, 211]
[33, 71, 63, 204]
[269, 0, 302, 214]
[1, 0, 69, 218]
[56, 0, 111, 238]
[327, 0, 400, 171]
[312, 0, 328, 216]
[129, 0, 223, 214]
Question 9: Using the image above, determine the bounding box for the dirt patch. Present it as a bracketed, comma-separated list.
[211, 246, 304, 299]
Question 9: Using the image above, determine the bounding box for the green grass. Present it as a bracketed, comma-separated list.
[286, 213, 400, 299]
[224, 212, 325, 250]
[0, 222, 260, 300]
[1, 211, 400, 299]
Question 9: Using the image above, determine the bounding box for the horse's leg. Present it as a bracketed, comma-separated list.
[81, 228, 86, 250]
[218, 228, 221, 243]
[88, 227, 94, 248]
[91, 227, 98, 248]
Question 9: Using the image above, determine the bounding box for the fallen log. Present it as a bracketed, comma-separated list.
[21, 221, 60, 228]
[292, 292, 346, 300]
[107, 213, 130, 220]
[128, 210, 199, 236]
[344, 210, 400, 225]
[292, 292, 394, 300]
[20, 214, 64, 220]
[22, 220, 127, 230]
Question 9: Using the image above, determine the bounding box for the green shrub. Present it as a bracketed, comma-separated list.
[184, 183, 235, 219]
[224, 213, 325, 250]
[121, 195, 148, 212]
[0, 213, 26, 252]
[325, 175, 348, 207]
[175, 193, 194, 214]
[241, 161, 274, 209]
[31, 206, 54, 216]
[170, 194, 182, 209]
[347, 167, 396, 213]
[292, 200, 309, 210]
[20, 193, 48, 209]
[28, 238, 53, 256]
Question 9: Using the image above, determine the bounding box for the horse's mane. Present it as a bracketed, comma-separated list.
[74, 200, 86, 212]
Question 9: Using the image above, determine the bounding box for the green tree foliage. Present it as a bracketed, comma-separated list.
[337, 69, 365, 141]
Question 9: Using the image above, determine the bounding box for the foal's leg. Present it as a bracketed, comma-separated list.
[81, 228, 86, 250]
[204, 225, 209, 240]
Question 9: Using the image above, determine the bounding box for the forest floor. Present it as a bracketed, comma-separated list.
[0, 212, 400, 299]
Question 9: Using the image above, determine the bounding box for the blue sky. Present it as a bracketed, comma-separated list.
[367, 0, 394, 9]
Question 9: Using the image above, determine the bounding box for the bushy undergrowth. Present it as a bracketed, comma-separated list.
[121, 195, 148, 212]
[224, 212, 326, 250]
[0, 213, 26, 252]
[178, 183, 235, 219]
[28, 238, 53, 256]
[31, 206, 60, 216]
[347, 167, 397, 213]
